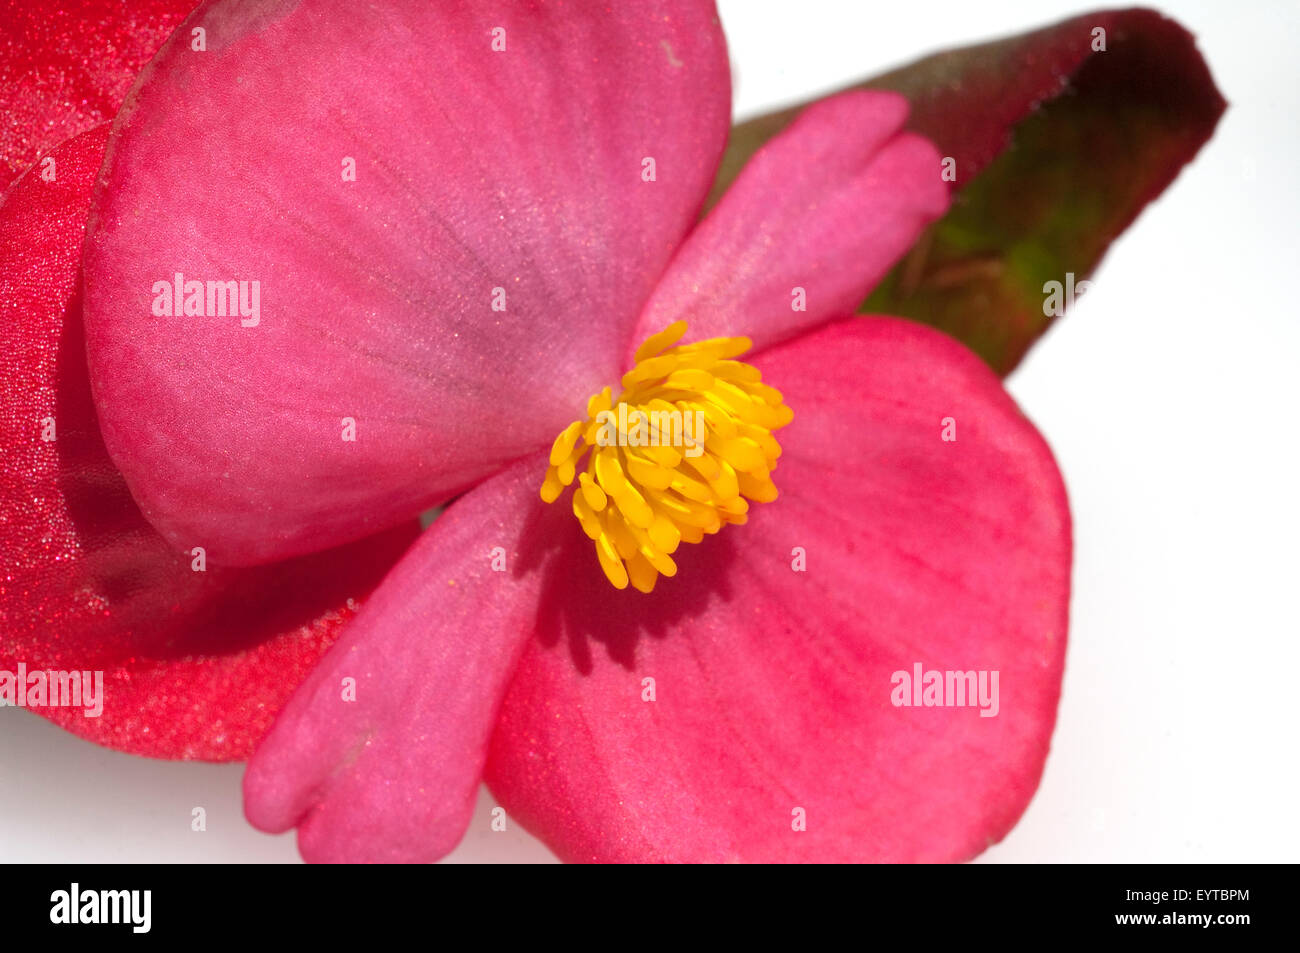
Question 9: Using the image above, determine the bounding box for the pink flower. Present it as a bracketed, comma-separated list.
[6, 0, 1071, 862]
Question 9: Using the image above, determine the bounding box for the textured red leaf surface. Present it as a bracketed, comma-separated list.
[0, 0, 193, 188]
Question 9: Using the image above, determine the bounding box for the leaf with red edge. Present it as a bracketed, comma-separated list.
[0, 124, 418, 761]
[708, 8, 1226, 375]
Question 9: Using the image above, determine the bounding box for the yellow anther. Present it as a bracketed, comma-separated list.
[578, 471, 607, 511]
[586, 386, 613, 419]
[595, 533, 629, 589]
[633, 319, 689, 362]
[539, 323, 792, 590]
[549, 421, 583, 466]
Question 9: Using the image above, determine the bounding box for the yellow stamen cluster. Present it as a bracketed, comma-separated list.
[540, 321, 793, 592]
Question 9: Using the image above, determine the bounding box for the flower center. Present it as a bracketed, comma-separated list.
[540, 321, 793, 592]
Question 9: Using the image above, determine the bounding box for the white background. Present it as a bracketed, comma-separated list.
[2, 0, 1297, 863]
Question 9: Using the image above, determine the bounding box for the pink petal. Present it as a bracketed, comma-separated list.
[83, 0, 731, 565]
[630, 90, 947, 360]
[1, 124, 418, 761]
[244, 453, 561, 863]
[486, 317, 1071, 862]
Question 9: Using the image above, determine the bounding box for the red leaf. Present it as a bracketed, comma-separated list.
[709, 8, 1226, 374]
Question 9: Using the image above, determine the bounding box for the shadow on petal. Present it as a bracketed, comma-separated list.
[516, 493, 739, 675]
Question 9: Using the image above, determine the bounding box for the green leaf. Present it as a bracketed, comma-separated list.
[711, 8, 1226, 375]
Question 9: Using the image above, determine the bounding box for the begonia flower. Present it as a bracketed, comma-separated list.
[1, 0, 1222, 863]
